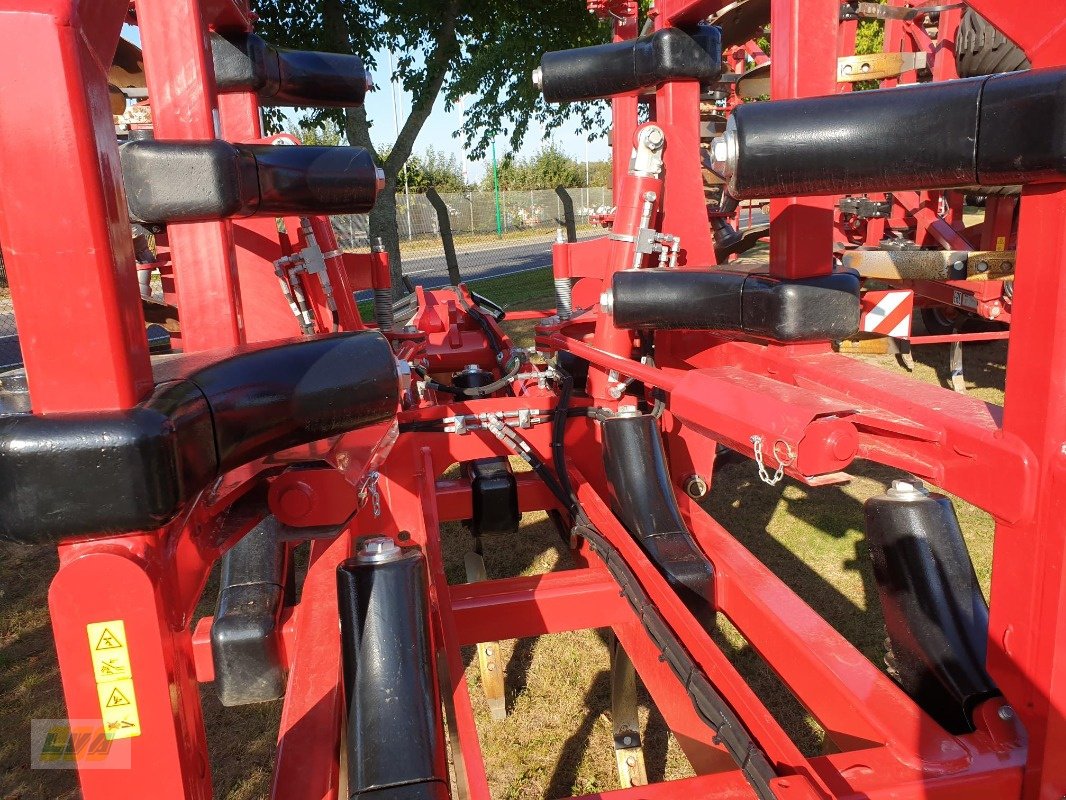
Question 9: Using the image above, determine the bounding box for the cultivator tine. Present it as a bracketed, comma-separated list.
[949, 339, 967, 393]
[609, 635, 648, 789]
[464, 551, 507, 721]
[894, 338, 915, 372]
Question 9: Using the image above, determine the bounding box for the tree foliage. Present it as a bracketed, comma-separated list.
[404, 148, 469, 192]
[286, 118, 345, 146]
[481, 144, 608, 190]
[252, 0, 612, 293]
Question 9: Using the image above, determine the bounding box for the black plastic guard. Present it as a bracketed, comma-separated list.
[337, 550, 449, 799]
[212, 32, 370, 108]
[465, 458, 520, 536]
[611, 268, 860, 342]
[728, 67, 1066, 198]
[121, 140, 380, 223]
[0, 332, 398, 543]
[864, 489, 999, 733]
[978, 67, 1066, 185]
[729, 76, 983, 197]
[539, 26, 722, 103]
[602, 414, 716, 629]
[212, 517, 289, 707]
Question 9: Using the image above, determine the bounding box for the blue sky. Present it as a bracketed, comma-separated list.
[121, 27, 609, 183]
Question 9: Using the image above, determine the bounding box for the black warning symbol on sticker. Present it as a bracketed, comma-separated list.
[94, 628, 124, 651]
[104, 687, 132, 708]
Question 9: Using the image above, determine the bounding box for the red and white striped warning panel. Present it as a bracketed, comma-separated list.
[860, 290, 914, 339]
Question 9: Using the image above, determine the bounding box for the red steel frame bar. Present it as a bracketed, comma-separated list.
[0, 0, 153, 413]
[272, 534, 350, 800]
[136, 0, 249, 351]
[768, 0, 838, 280]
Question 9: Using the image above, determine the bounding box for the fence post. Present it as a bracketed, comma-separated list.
[425, 186, 462, 286]
[554, 187, 578, 243]
[491, 142, 503, 238]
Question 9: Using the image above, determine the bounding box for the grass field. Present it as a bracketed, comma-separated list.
[0, 266, 1005, 799]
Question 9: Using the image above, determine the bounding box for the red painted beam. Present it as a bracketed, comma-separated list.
[449, 569, 628, 645]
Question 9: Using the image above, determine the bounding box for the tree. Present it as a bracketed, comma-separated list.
[253, 0, 609, 296]
[286, 118, 344, 146]
[525, 143, 582, 189]
[480, 143, 584, 191]
[584, 160, 612, 188]
[405, 147, 468, 192]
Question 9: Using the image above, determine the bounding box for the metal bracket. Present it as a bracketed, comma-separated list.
[855, 1, 964, 21]
[464, 551, 507, 721]
[838, 52, 929, 83]
[610, 635, 648, 789]
[839, 195, 893, 219]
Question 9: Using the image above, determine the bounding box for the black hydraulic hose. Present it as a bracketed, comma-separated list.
[452, 286, 507, 363]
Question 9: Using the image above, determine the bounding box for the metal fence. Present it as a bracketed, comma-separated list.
[337, 186, 613, 312]
[332, 185, 613, 250]
[0, 186, 615, 370]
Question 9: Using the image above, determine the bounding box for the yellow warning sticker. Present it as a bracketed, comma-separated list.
[85, 621, 141, 740]
[996, 236, 1007, 252]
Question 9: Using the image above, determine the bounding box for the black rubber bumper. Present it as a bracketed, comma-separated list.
[211, 517, 289, 707]
[337, 549, 449, 799]
[865, 487, 999, 733]
[538, 26, 722, 103]
[602, 413, 716, 629]
[727, 67, 1066, 197]
[121, 140, 382, 223]
[610, 268, 860, 342]
[212, 32, 370, 108]
[0, 332, 398, 543]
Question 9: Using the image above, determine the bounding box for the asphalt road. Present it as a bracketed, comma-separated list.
[400, 233, 590, 290]
[395, 214, 770, 290]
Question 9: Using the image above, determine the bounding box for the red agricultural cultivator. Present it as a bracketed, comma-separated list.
[0, 0, 1063, 799]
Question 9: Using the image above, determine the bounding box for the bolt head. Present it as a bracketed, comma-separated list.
[626, 755, 637, 766]
[623, 736, 633, 746]
[977, 261, 990, 273]
[277, 482, 314, 520]
[356, 536, 402, 564]
[997, 705, 1016, 721]
[711, 137, 729, 164]
[684, 475, 709, 499]
[888, 478, 929, 500]
[643, 126, 665, 150]
[599, 290, 613, 314]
